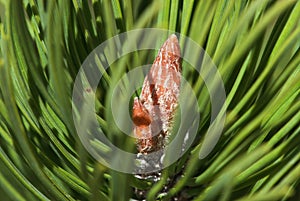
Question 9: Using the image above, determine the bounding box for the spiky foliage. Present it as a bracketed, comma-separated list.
[0, 0, 300, 201]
